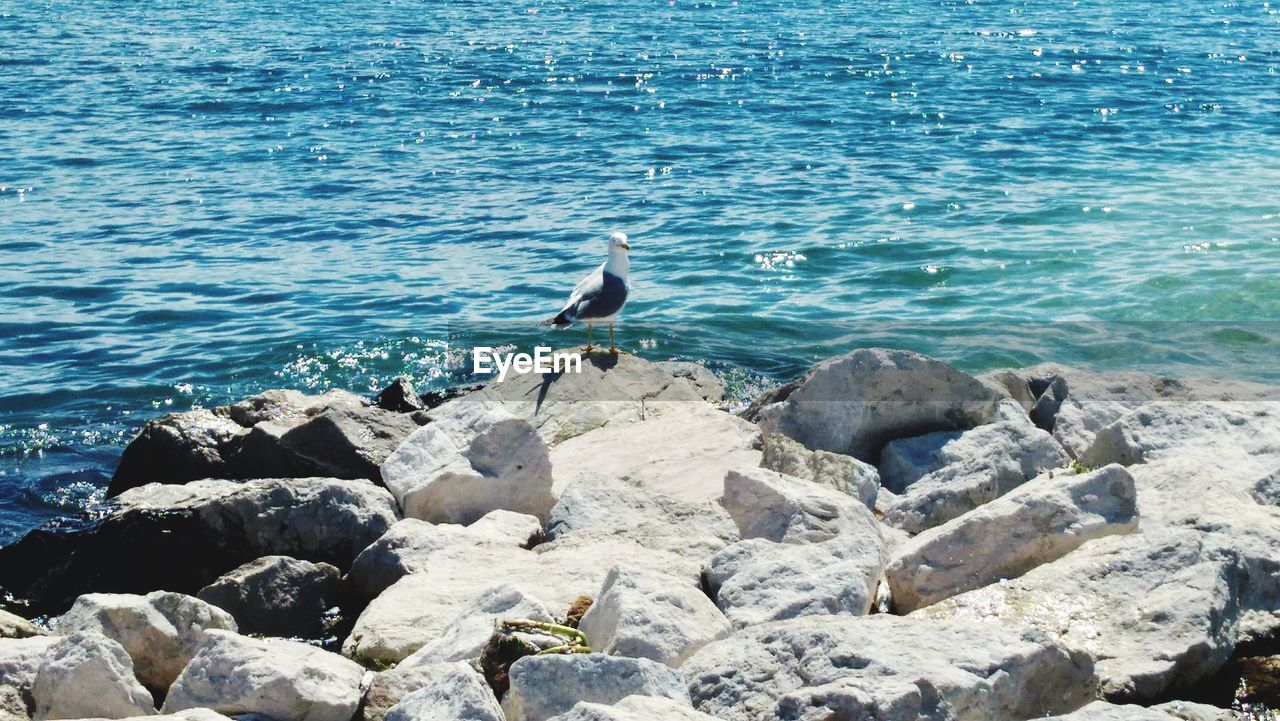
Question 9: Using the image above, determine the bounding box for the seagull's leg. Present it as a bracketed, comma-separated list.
[609, 323, 620, 355]
[583, 323, 594, 352]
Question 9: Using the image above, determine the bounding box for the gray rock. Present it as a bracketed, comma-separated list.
[0, 685, 25, 721]
[0, 612, 40, 641]
[683, 614, 1094, 721]
[721, 466, 874, 544]
[376, 377, 425, 413]
[922, 529, 1242, 702]
[1082, 401, 1280, 469]
[197, 556, 340, 637]
[163, 630, 364, 721]
[879, 411, 1072, 534]
[547, 695, 720, 720]
[653, 362, 726, 403]
[1041, 700, 1233, 720]
[759, 433, 878, 509]
[55, 591, 237, 695]
[381, 405, 556, 524]
[545, 477, 738, 562]
[502, 654, 692, 721]
[110, 389, 416, 495]
[115, 477, 399, 570]
[0, 637, 58, 702]
[705, 533, 886, 628]
[548, 405, 761, 504]
[360, 665, 444, 721]
[752, 348, 1004, 462]
[578, 566, 729, 667]
[886, 464, 1138, 612]
[31, 631, 155, 720]
[1151, 701, 1240, 721]
[346, 513, 541, 601]
[400, 584, 555, 665]
[381, 662, 503, 721]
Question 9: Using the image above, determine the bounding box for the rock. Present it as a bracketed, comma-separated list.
[922, 529, 1242, 702]
[345, 536, 699, 667]
[163, 630, 364, 721]
[684, 614, 1094, 721]
[454, 350, 707, 445]
[1081, 401, 1280, 469]
[545, 477, 737, 562]
[547, 695, 720, 720]
[0, 637, 58, 700]
[30, 631, 155, 720]
[0, 685, 24, 721]
[376, 377, 425, 413]
[360, 666, 443, 721]
[759, 433, 878, 509]
[705, 534, 885, 628]
[55, 591, 236, 695]
[990, 363, 1276, 458]
[751, 349, 1004, 462]
[1239, 655, 1280, 709]
[381, 662, 504, 721]
[1151, 701, 1240, 721]
[1040, 700, 1233, 720]
[381, 405, 556, 524]
[878, 410, 1072, 534]
[399, 584, 555, 665]
[885, 464, 1138, 612]
[109, 389, 416, 495]
[196, 556, 340, 638]
[502, 654, 692, 721]
[0, 612, 40, 640]
[653, 362, 725, 403]
[548, 405, 761, 503]
[721, 466, 875, 544]
[578, 566, 729, 667]
[346, 513, 541, 601]
[0, 477, 397, 617]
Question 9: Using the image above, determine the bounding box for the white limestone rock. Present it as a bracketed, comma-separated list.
[0, 613, 41, 641]
[578, 566, 729, 667]
[721, 466, 874, 544]
[502, 654, 692, 721]
[55, 591, 236, 695]
[163, 630, 364, 721]
[683, 614, 1094, 721]
[885, 464, 1138, 612]
[30, 631, 155, 720]
[399, 583, 555, 665]
[546, 695, 720, 721]
[381, 662, 503, 721]
[759, 433, 879, 509]
[0, 637, 58, 700]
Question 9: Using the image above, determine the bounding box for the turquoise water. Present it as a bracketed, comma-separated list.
[3, 0, 1280, 541]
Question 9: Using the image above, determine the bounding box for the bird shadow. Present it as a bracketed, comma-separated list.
[533, 350, 620, 416]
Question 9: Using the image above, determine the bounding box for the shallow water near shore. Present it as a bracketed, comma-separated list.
[3, 0, 1280, 542]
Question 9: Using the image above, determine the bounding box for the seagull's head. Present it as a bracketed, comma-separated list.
[608, 231, 631, 252]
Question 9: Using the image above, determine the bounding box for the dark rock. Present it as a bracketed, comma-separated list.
[375, 378, 424, 413]
[197, 556, 341, 638]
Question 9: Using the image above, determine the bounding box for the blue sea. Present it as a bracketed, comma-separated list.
[2, 0, 1279, 543]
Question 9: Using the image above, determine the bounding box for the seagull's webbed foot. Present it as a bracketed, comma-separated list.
[582, 344, 595, 352]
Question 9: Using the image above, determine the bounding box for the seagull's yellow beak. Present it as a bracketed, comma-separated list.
[620, 241, 631, 251]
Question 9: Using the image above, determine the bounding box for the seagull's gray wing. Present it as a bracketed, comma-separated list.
[549, 263, 606, 327]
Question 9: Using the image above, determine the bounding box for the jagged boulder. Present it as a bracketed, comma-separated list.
[0, 612, 40, 641]
[749, 349, 1004, 462]
[547, 695, 721, 720]
[197, 556, 340, 637]
[759, 433, 878, 509]
[109, 389, 420, 496]
[55, 591, 236, 695]
[30, 631, 155, 720]
[502, 654, 692, 721]
[399, 584, 555, 665]
[0, 637, 58, 703]
[164, 631, 364, 721]
[653, 361, 725, 402]
[578, 566, 730, 667]
[0, 477, 397, 616]
[683, 615, 1095, 721]
[381, 662, 504, 721]
[886, 464, 1138, 612]
[1041, 700, 1235, 720]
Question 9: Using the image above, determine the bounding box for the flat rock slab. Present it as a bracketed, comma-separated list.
[1041, 700, 1235, 720]
[546, 695, 721, 720]
[886, 464, 1138, 612]
[751, 348, 1004, 462]
[921, 529, 1242, 703]
[683, 614, 1094, 721]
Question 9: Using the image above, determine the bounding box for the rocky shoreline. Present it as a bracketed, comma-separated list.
[1, 347, 1278, 721]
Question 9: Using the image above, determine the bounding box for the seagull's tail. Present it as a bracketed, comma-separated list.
[542, 311, 573, 329]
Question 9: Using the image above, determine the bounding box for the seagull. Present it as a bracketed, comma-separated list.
[546, 231, 631, 354]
